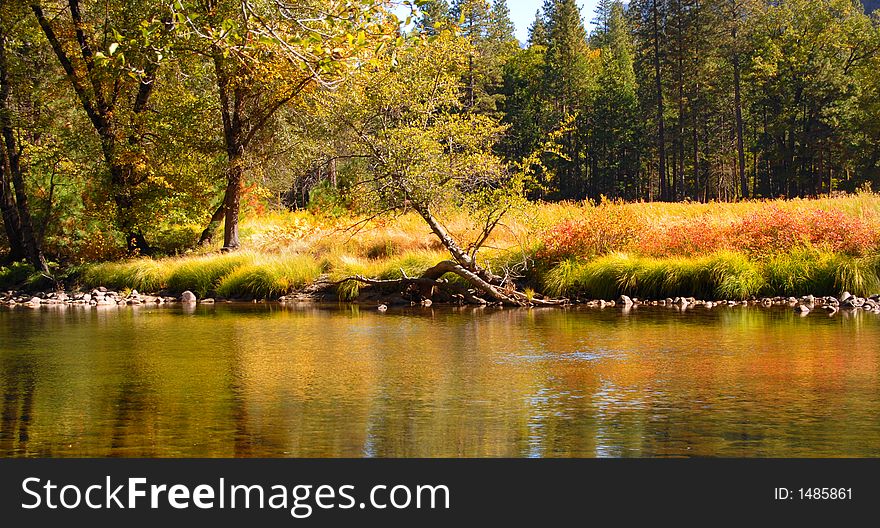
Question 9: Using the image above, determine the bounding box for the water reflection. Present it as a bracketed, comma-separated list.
[1, 303, 879, 457]
[0, 352, 36, 455]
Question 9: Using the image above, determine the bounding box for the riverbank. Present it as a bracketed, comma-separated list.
[2, 194, 879, 304]
[2, 286, 879, 319]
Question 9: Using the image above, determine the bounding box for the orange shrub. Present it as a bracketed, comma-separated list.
[731, 206, 879, 256]
[639, 215, 733, 257]
[539, 202, 880, 261]
[537, 205, 640, 262]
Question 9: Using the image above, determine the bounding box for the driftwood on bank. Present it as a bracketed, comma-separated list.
[335, 259, 568, 307]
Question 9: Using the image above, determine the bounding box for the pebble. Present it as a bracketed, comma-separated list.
[4, 286, 880, 321]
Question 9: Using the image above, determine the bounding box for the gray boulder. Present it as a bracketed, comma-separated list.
[180, 291, 197, 303]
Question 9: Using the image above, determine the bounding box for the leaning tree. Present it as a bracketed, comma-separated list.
[326, 30, 566, 306]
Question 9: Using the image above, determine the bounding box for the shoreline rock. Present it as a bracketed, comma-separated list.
[2, 286, 880, 316]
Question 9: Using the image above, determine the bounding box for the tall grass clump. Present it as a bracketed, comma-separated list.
[216, 254, 324, 299]
[543, 258, 590, 298]
[165, 253, 253, 297]
[833, 255, 880, 297]
[81, 259, 173, 292]
[708, 252, 767, 300]
[543, 252, 766, 300]
[763, 250, 831, 297]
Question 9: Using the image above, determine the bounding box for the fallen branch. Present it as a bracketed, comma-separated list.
[334, 260, 569, 307]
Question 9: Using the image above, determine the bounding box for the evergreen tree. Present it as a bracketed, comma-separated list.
[488, 0, 516, 45]
[543, 0, 594, 199]
[451, 0, 492, 110]
[590, 0, 641, 198]
[417, 0, 451, 36]
[593, 0, 616, 38]
[528, 9, 548, 47]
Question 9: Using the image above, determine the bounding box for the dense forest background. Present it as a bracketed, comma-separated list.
[1, 0, 879, 268]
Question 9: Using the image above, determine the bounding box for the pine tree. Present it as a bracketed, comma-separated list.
[630, 0, 670, 201]
[451, 0, 492, 110]
[543, 0, 593, 198]
[488, 0, 516, 45]
[593, 0, 615, 37]
[591, 0, 640, 198]
[528, 10, 548, 47]
[417, 0, 451, 36]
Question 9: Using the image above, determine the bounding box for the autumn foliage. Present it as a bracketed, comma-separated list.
[539, 200, 880, 262]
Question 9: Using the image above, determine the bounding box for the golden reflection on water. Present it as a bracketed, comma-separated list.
[1, 304, 879, 457]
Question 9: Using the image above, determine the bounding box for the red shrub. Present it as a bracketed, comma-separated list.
[802, 209, 878, 255]
[731, 206, 879, 256]
[539, 203, 880, 261]
[538, 206, 640, 261]
[640, 216, 732, 257]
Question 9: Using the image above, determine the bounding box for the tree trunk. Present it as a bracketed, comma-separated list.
[0, 156, 24, 262]
[732, 32, 747, 199]
[198, 201, 226, 247]
[411, 201, 476, 271]
[652, 0, 668, 201]
[213, 52, 246, 252]
[0, 34, 25, 261]
[0, 33, 47, 273]
[675, 0, 684, 202]
[223, 156, 243, 250]
[31, 2, 152, 255]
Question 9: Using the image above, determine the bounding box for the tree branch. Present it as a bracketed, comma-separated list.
[31, 2, 104, 131]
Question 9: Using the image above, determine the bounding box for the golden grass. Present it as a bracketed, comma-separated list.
[76, 193, 880, 300]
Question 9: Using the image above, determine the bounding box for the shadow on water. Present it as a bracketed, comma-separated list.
[0, 353, 36, 456]
[1, 303, 879, 458]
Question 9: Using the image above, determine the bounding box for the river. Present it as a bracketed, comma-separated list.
[1, 303, 878, 457]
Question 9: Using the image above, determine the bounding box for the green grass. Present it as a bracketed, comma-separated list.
[763, 250, 837, 297]
[79, 250, 450, 301]
[81, 252, 324, 299]
[542, 250, 876, 300]
[0, 262, 37, 290]
[216, 255, 324, 299]
[80, 259, 170, 292]
[834, 255, 880, 297]
[165, 253, 253, 297]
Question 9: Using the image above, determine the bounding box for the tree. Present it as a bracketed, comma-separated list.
[328, 33, 563, 305]
[178, 0, 395, 250]
[488, 0, 516, 46]
[499, 45, 547, 192]
[589, 0, 641, 199]
[592, 0, 615, 38]
[750, 0, 879, 197]
[528, 9, 548, 47]
[630, 0, 670, 201]
[543, 0, 594, 199]
[416, 0, 450, 35]
[0, 6, 47, 272]
[450, 0, 491, 111]
[30, 0, 175, 254]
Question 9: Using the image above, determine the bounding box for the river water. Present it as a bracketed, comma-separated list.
[1, 303, 878, 457]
